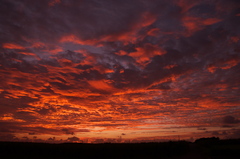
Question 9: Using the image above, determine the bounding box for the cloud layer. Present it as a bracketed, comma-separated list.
[0, 0, 240, 142]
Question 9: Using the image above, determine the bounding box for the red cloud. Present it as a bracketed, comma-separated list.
[147, 28, 160, 37]
[60, 12, 157, 46]
[48, 0, 61, 7]
[207, 58, 239, 73]
[230, 36, 239, 43]
[182, 16, 222, 36]
[99, 12, 157, 44]
[176, 0, 200, 13]
[129, 43, 166, 67]
[88, 80, 118, 93]
[60, 34, 96, 45]
[3, 43, 25, 50]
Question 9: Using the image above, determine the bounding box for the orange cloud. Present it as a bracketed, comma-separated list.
[31, 42, 46, 48]
[18, 52, 40, 60]
[164, 64, 178, 69]
[129, 43, 166, 66]
[115, 50, 128, 56]
[0, 113, 24, 122]
[207, 65, 217, 73]
[202, 18, 222, 25]
[182, 16, 222, 36]
[220, 59, 239, 70]
[207, 58, 239, 73]
[79, 52, 97, 66]
[60, 34, 98, 46]
[140, 12, 157, 27]
[2, 43, 25, 50]
[147, 28, 160, 37]
[88, 80, 116, 92]
[48, 48, 63, 55]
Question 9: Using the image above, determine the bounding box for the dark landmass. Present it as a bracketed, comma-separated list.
[1, 138, 240, 159]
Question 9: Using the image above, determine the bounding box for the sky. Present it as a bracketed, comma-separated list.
[0, 0, 240, 143]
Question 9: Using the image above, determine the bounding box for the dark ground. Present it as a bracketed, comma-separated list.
[0, 138, 240, 159]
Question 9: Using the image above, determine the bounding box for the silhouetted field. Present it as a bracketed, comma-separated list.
[1, 138, 240, 159]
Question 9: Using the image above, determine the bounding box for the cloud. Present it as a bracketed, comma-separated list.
[227, 129, 240, 139]
[28, 132, 36, 135]
[0, 0, 240, 142]
[47, 137, 56, 142]
[0, 134, 17, 141]
[62, 128, 74, 135]
[223, 116, 240, 124]
[48, 0, 61, 7]
[2, 43, 26, 50]
[67, 136, 80, 142]
[197, 127, 207, 131]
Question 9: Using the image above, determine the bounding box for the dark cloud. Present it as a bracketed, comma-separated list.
[93, 124, 128, 127]
[28, 132, 35, 135]
[228, 129, 240, 139]
[0, 134, 17, 141]
[223, 116, 240, 124]
[37, 106, 57, 115]
[0, 94, 38, 115]
[56, 50, 85, 63]
[47, 137, 55, 141]
[67, 136, 80, 142]
[62, 128, 74, 135]
[148, 81, 172, 90]
[197, 127, 207, 131]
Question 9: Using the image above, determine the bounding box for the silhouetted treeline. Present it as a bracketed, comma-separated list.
[1, 138, 240, 159]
